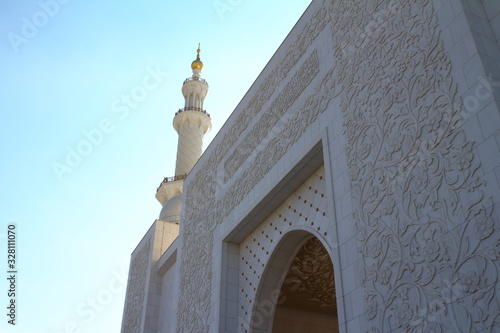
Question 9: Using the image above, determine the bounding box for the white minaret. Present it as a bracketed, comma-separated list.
[174, 45, 211, 176]
[123, 48, 212, 333]
[155, 45, 212, 223]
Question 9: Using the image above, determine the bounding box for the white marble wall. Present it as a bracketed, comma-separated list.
[121, 226, 153, 333]
[121, 220, 179, 333]
[120, 0, 500, 332]
[329, 0, 500, 331]
[157, 247, 178, 333]
[177, 0, 500, 331]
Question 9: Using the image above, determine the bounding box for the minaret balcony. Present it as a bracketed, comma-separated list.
[155, 174, 187, 205]
[183, 77, 208, 85]
[176, 107, 211, 118]
[157, 174, 188, 192]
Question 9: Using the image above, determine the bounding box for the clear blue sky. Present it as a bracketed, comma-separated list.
[0, 0, 311, 332]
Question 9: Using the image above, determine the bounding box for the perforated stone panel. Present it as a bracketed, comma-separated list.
[238, 166, 330, 332]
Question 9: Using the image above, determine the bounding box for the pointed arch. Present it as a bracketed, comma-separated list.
[250, 229, 339, 332]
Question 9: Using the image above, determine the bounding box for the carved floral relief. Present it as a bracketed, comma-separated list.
[329, 0, 499, 331]
[123, 238, 151, 333]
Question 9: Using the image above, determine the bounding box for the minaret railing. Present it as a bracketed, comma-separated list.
[157, 173, 188, 192]
[176, 107, 211, 117]
[183, 77, 208, 85]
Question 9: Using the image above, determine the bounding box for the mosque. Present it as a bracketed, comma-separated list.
[120, 0, 500, 331]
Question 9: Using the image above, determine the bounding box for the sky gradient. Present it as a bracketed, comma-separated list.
[0, 0, 312, 332]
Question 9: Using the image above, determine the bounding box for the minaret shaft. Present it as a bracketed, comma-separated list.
[174, 112, 211, 176]
[185, 93, 205, 109]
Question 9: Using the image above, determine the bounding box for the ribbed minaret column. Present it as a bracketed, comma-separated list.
[173, 113, 211, 175]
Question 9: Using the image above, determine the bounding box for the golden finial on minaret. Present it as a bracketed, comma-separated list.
[191, 43, 204, 71]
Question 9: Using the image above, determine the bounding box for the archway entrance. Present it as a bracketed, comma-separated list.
[272, 236, 338, 332]
[250, 231, 339, 333]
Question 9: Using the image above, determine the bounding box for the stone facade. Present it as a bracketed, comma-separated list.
[121, 0, 500, 332]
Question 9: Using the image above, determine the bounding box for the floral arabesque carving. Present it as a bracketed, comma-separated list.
[224, 50, 320, 183]
[218, 61, 337, 223]
[210, 1, 331, 168]
[122, 238, 151, 333]
[329, 0, 499, 331]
